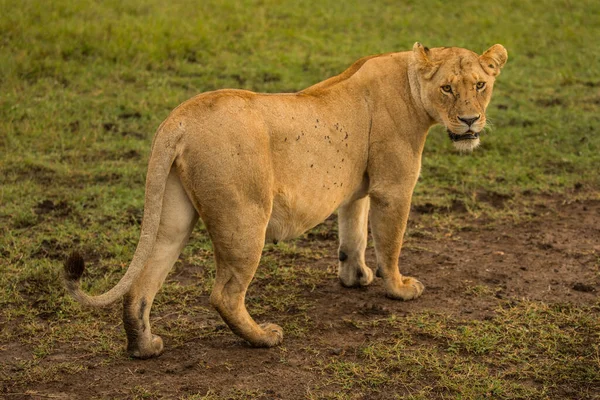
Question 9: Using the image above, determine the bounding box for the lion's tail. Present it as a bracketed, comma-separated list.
[64, 123, 180, 307]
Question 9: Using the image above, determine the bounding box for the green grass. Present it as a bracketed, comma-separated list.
[1, 0, 599, 398]
[314, 301, 600, 399]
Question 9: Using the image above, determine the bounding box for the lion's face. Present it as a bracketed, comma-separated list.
[413, 43, 508, 151]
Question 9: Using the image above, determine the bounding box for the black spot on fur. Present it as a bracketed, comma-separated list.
[376, 267, 383, 278]
[139, 298, 147, 328]
[123, 294, 140, 352]
[64, 252, 85, 281]
[338, 251, 348, 262]
[356, 269, 363, 279]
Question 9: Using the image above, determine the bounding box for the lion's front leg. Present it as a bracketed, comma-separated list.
[369, 192, 424, 300]
[337, 196, 374, 287]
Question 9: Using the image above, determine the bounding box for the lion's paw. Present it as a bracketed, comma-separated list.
[339, 265, 374, 288]
[129, 334, 164, 359]
[385, 277, 424, 301]
[254, 323, 284, 348]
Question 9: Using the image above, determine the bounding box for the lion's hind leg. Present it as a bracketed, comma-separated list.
[124, 168, 198, 358]
[337, 196, 374, 287]
[207, 204, 283, 348]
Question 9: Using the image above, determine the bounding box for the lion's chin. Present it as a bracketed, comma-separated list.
[452, 137, 480, 152]
[447, 130, 481, 152]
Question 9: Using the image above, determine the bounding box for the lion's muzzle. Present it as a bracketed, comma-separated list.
[447, 130, 480, 142]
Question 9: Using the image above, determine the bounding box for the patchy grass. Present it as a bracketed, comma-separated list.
[1, 0, 599, 398]
[348, 301, 598, 399]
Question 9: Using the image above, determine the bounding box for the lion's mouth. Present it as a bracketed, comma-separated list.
[447, 130, 480, 142]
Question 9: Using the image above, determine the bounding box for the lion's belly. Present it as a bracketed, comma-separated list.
[265, 190, 341, 242]
[265, 157, 366, 242]
[265, 188, 333, 241]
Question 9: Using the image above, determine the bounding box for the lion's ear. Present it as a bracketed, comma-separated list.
[412, 42, 441, 80]
[480, 44, 508, 76]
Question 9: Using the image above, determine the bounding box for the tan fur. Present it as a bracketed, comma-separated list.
[64, 43, 507, 358]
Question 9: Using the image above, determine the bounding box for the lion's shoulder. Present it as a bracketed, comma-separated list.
[301, 52, 399, 95]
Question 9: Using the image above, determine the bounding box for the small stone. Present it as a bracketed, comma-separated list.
[572, 283, 596, 293]
[183, 361, 197, 369]
[330, 348, 343, 356]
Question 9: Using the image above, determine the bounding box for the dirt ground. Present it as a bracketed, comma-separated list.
[4, 195, 599, 399]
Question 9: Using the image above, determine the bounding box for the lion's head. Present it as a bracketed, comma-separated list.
[412, 43, 508, 151]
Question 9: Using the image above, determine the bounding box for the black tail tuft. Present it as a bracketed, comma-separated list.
[64, 251, 85, 281]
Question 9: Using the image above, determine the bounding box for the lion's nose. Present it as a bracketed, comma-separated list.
[458, 115, 480, 127]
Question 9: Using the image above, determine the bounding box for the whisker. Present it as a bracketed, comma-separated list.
[483, 118, 495, 133]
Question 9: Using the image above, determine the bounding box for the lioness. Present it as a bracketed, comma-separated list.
[65, 43, 507, 358]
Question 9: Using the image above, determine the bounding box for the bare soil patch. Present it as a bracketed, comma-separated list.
[3, 195, 599, 399]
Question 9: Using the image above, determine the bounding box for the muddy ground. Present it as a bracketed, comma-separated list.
[3, 195, 599, 399]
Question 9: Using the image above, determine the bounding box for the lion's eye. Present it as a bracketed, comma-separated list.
[441, 85, 453, 93]
[476, 81, 486, 90]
